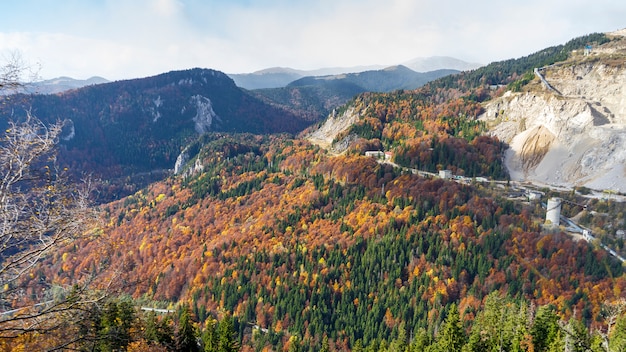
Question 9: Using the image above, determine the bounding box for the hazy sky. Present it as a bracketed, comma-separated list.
[0, 0, 624, 80]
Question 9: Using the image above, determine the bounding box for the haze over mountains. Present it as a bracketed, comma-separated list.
[25, 56, 479, 93]
[11, 76, 110, 95]
[228, 56, 482, 90]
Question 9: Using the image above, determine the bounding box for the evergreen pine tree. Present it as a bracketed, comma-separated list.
[435, 304, 466, 352]
[202, 319, 218, 352]
[531, 306, 560, 352]
[320, 335, 330, 352]
[609, 313, 626, 352]
[217, 314, 239, 352]
[352, 339, 364, 352]
[176, 305, 199, 352]
[288, 336, 301, 352]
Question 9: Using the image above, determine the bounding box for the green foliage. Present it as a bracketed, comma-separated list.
[531, 306, 561, 352]
[610, 314, 626, 352]
[508, 71, 536, 92]
[434, 304, 465, 351]
[201, 320, 218, 352]
[100, 300, 136, 351]
[176, 305, 200, 352]
[145, 311, 176, 348]
[428, 32, 610, 91]
[216, 314, 239, 352]
[76, 298, 138, 352]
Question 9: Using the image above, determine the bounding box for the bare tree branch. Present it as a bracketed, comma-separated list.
[0, 54, 101, 346]
[0, 52, 40, 94]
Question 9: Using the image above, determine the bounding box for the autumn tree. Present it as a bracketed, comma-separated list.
[0, 52, 37, 92]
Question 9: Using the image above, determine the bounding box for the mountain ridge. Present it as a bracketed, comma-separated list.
[228, 56, 479, 89]
[0, 68, 311, 201]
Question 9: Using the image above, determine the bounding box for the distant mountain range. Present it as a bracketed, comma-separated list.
[401, 56, 482, 73]
[22, 76, 109, 95]
[228, 56, 482, 90]
[0, 57, 475, 199]
[24, 56, 478, 95]
[250, 65, 458, 121]
[287, 65, 458, 92]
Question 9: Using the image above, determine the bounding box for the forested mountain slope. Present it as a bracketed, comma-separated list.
[11, 31, 626, 351]
[43, 132, 624, 351]
[0, 68, 310, 201]
[252, 66, 457, 122]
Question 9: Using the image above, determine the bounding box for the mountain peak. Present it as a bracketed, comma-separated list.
[228, 57, 473, 90]
[402, 56, 482, 72]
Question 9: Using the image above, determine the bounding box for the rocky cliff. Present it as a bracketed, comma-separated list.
[480, 29, 626, 191]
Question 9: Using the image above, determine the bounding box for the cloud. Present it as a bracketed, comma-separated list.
[0, 0, 625, 79]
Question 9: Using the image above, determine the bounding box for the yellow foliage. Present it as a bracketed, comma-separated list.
[412, 266, 420, 278]
[155, 193, 166, 202]
[178, 225, 192, 236]
[437, 285, 447, 295]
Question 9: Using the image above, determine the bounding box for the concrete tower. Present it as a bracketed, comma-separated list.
[546, 197, 562, 226]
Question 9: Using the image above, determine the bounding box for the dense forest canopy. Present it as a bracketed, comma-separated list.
[3, 32, 626, 351]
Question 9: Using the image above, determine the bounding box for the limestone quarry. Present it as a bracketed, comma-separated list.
[309, 29, 626, 194]
[480, 29, 626, 192]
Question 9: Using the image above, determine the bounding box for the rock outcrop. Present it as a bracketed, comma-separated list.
[480, 30, 626, 191]
[307, 107, 360, 152]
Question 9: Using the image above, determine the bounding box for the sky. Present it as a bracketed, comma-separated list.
[0, 0, 624, 81]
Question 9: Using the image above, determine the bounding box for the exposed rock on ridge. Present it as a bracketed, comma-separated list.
[480, 30, 626, 191]
[307, 107, 360, 152]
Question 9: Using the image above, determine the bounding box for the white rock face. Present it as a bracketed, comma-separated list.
[190, 95, 219, 134]
[481, 59, 626, 191]
[173, 149, 189, 175]
[152, 96, 162, 122]
[307, 107, 360, 151]
[174, 148, 204, 176]
[61, 119, 75, 141]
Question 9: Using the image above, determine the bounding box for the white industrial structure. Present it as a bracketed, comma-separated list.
[439, 170, 452, 179]
[546, 197, 562, 226]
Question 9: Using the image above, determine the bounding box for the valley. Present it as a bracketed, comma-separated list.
[1, 31, 626, 351]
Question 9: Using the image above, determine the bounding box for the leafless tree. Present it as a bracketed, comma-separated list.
[0, 55, 101, 345]
[0, 52, 39, 93]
